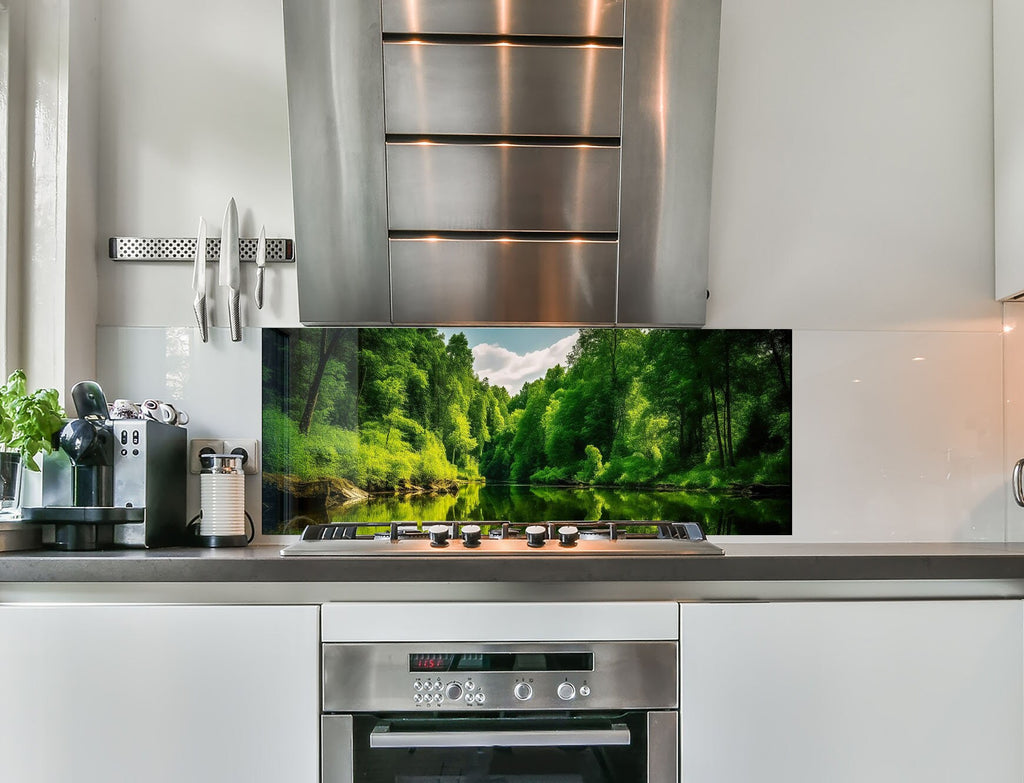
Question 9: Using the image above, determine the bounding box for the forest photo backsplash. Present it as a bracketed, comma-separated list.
[262, 328, 792, 535]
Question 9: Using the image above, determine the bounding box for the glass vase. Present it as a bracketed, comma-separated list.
[0, 451, 23, 517]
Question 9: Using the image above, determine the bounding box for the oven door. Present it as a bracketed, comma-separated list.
[323, 711, 677, 783]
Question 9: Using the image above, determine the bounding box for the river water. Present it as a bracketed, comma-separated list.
[322, 483, 790, 536]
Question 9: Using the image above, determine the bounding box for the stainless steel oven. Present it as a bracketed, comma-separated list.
[322, 641, 678, 783]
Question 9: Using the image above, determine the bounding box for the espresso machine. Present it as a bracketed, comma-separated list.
[22, 381, 187, 550]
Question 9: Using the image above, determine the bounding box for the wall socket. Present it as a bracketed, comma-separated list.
[223, 439, 260, 475]
[188, 438, 260, 475]
[188, 439, 223, 474]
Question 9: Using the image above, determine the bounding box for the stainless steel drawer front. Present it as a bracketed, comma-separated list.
[322, 641, 678, 712]
[384, 42, 623, 137]
[386, 143, 621, 232]
[382, 0, 625, 37]
[390, 239, 617, 324]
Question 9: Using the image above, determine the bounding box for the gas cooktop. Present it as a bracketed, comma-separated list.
[280, 520, 724, 557]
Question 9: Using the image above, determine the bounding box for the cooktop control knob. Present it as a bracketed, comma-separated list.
[557, 525, 579, 546]
[461, 524, 482, 548]
[428, 524, 450, 547]
[557, 682, 576, 701]
[525, 525, 547, 547]
[445, 682, 463, 701]
[514, 682, 533, 701]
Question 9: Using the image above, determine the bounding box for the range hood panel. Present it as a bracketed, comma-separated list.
[618, 0, 721, 326]
[285, 0, 720, 327]
[283, 0, 391, 325]
[381, 0, 625, 38]
[383, 42, 624, 138]
[386, 143, 621, 233]
[391, 239, 617, 325]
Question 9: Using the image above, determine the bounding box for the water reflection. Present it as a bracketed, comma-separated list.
[271, 482, 790, 536]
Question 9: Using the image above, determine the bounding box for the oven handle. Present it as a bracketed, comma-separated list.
[369, 722, 632, 749]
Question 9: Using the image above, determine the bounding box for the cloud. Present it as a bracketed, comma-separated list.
[473, 331, 579, 394]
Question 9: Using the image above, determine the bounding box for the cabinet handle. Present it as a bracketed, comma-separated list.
[1013, 458, 1024, 507]
[369, 723, 631, 749]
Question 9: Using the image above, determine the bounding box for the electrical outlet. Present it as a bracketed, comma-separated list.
[189, 439, 224, 474]
[223, 438, 260, 475]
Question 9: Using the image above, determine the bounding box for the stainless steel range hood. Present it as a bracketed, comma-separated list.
[283, 0, 721, 327]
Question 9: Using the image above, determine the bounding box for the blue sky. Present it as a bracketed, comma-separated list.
[438, 328, 580, 395]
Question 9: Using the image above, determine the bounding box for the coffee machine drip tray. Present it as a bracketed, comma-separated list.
[21, 507, 146, 551]
[22, 507, 145, 523]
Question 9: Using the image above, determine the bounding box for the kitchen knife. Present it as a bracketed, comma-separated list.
[192, 217, 209, 342]
[254, 224, 266, 310]
[219, 197, 241, 342]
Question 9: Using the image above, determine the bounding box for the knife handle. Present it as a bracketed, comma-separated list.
[229, 289, 241, 342]
[255, 267, 265, 310]
[193, 294, 209, 343]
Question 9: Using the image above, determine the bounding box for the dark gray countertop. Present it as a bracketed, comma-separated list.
[2, 542, 1024, 583]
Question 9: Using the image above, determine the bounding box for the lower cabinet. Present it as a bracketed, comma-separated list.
[680, 600, 1023, 783]
[0, 604, 319, 783]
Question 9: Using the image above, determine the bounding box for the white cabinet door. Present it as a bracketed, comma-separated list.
[680, 601, 1023, 783]
[0, 604, 319, 783]
[996, 0, 1024, 299]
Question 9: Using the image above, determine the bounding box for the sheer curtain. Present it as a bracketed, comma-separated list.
[0, 0, 99, 401]
[0, 1, 12, 379]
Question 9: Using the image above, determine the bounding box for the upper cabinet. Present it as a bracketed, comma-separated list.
[284, 0, 721, 326]
[996, 0, 1024, 300]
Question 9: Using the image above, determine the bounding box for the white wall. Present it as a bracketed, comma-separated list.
[92, 0, 1005, 542]
[96, 0, 298, 329]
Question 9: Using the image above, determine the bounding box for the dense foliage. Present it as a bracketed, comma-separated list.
[263, 328, 790, 492]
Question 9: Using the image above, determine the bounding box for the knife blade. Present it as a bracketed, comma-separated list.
[219, 197, 241, 342]
[191, 217, 209, 342]
[254, 224, 266, 310]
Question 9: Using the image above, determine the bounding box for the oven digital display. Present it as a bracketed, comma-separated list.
[409, 652, 594, 673]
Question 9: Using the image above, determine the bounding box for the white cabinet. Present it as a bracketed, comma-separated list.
[0, 604, 319, 783]
[680, 601, 1023, 783]
[996, 0, 1024, 299]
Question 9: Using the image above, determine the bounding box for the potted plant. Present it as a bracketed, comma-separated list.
[0, 370, 65, 512]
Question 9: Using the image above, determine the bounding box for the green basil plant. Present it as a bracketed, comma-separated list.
[0, 370, 65, 471]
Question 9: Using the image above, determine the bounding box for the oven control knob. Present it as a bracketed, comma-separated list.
[525, 525, 547, 547]
[461, 524, 482, 548]
[557, 682, 576, 701]
[579, 685, 591, 697]
[514, 682, 533, 701]
[428, 524, 450, 547]
[557, 525, 579, 546]
[445, 682, 464, 701]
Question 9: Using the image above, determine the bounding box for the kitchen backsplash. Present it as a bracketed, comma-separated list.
[261, 328, 792, 536]
[94, 323, 1008, 543]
